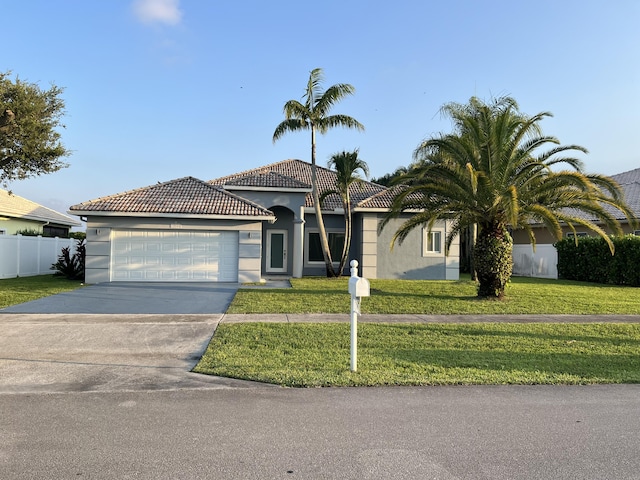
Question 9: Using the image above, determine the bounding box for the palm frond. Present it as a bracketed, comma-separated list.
[316, 114, 364, 134]
[272, 118, 309, 142]
[314, 83, 356, 116]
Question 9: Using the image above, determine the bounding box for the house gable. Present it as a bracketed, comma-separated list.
[70, 176, 275, 221]
[210, 159, 387, 211]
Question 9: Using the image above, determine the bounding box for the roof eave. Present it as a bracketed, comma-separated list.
[5, 212, 82, 226]
[223, 185, 312, 193]
[68, 210, 276, 222]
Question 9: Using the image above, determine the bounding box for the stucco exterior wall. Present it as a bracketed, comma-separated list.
[83, 216, 263, 284]
[374, 215, 459, 280]
[0, 218, 45, 235]
[223, 189, 308, 214]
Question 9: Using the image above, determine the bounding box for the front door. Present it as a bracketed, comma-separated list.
[266, 230, 287, 273]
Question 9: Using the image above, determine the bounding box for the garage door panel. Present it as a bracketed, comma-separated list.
[111, 230, 239, 282]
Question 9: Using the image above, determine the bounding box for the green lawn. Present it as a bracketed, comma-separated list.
[0, 275, 84, 309]
[230, 276, 640, 315]
[193, 322, 640, 386]
[199, 276, 640, 387]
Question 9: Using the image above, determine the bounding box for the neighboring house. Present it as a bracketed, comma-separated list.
[512, 167, 640, 278]
[0, 189, 81, 236]
[70, 159, 459, 284]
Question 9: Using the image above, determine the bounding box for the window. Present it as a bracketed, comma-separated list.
[634, 230, 640, 236]
[423, 229, 443, 256]
[566, 232, 588, 238]
[306, 231, 345, 264]
[43, 225, 69, 238]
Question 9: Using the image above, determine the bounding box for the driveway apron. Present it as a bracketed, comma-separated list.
[0, 282, 265, 393]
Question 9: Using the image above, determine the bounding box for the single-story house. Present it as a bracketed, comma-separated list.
[70, 159, 459, 284]
[0, 189, 81, 236]
[511, 167, 640, 278]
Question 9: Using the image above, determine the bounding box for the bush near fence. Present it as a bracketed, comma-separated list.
[556, 235, 640, 286]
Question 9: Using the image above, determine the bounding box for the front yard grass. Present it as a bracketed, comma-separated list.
[230, 276, 640, 315]
[193, 322, 640, 387]
[203, 276, 640, 387]
[0, 275, 84, 309]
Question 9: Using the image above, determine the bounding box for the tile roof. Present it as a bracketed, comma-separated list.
[612, 168, 640, 218]
[356, 186, 399, 209]
[0, 189, 81, 226]
[223, 170, 311, 189]
[70, 176, 274, 218]
[210, 159, 387, 210]
[542, 168, 640, 224]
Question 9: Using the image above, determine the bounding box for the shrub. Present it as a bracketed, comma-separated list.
[51, 239, 85, 281]
[14, 228, 42, 236]
[556, 235, 640, 286]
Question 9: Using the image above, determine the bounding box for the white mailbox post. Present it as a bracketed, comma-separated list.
[348, 260, 370, 372]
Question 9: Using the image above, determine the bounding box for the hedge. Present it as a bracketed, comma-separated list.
[556, 235, 640, 286]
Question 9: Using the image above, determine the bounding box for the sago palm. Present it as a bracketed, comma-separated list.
[321, 149, 369, 276]
[381, 96, 634, 298]
[273, 68, 364, 277]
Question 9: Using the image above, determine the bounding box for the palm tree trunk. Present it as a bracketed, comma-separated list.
[473, 223, 513, 298]
[470, 223, 477, 281]
[337, 193, 352, 276]
[310, 126, 337, 277]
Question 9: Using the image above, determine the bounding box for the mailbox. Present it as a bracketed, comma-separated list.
[348, 259, 369, 372]
[349, 276, 370, 298]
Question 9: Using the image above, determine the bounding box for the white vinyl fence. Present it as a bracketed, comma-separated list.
[0, 235, 75, 279]
[512, 244, 558, 279]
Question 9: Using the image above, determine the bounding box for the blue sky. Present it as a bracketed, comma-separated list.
[4, 0, 639, 218]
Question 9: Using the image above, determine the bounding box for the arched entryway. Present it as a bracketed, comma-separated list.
[263, 206, 295, 276]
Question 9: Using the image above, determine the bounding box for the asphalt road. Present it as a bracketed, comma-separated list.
[3, 385, 640, 479]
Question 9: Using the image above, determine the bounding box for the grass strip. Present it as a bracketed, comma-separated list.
[230, 276, 640, 315]
[193, 322, 640, 387]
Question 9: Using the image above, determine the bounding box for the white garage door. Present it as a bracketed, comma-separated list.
[111, 230, 239, 282]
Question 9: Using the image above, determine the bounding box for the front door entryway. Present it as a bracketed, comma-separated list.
[266, 230, 287, 273]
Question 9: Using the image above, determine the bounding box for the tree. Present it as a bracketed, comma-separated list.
[0, 72, 69, 185]
[320, 149, 369, 276]
[273, 68, 364, 277]
[371, 166, 408, 186]
[381, 96, 634, 298]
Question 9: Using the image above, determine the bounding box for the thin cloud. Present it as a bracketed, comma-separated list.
[132, 0, 183, 26]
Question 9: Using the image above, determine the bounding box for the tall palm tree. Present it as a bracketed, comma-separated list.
[381, 96, 634, 298]
[273, 68, 364, 277]
[321, 149, 369, 276]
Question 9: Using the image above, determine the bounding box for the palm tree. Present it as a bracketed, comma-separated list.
[273, 68, 364, 277]
[320, 149, 369, 276]
[381, 96, 634, 298]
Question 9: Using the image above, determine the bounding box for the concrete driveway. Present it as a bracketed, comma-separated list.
[0, 282, 265, 393]
[0, 282, 240, 314]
